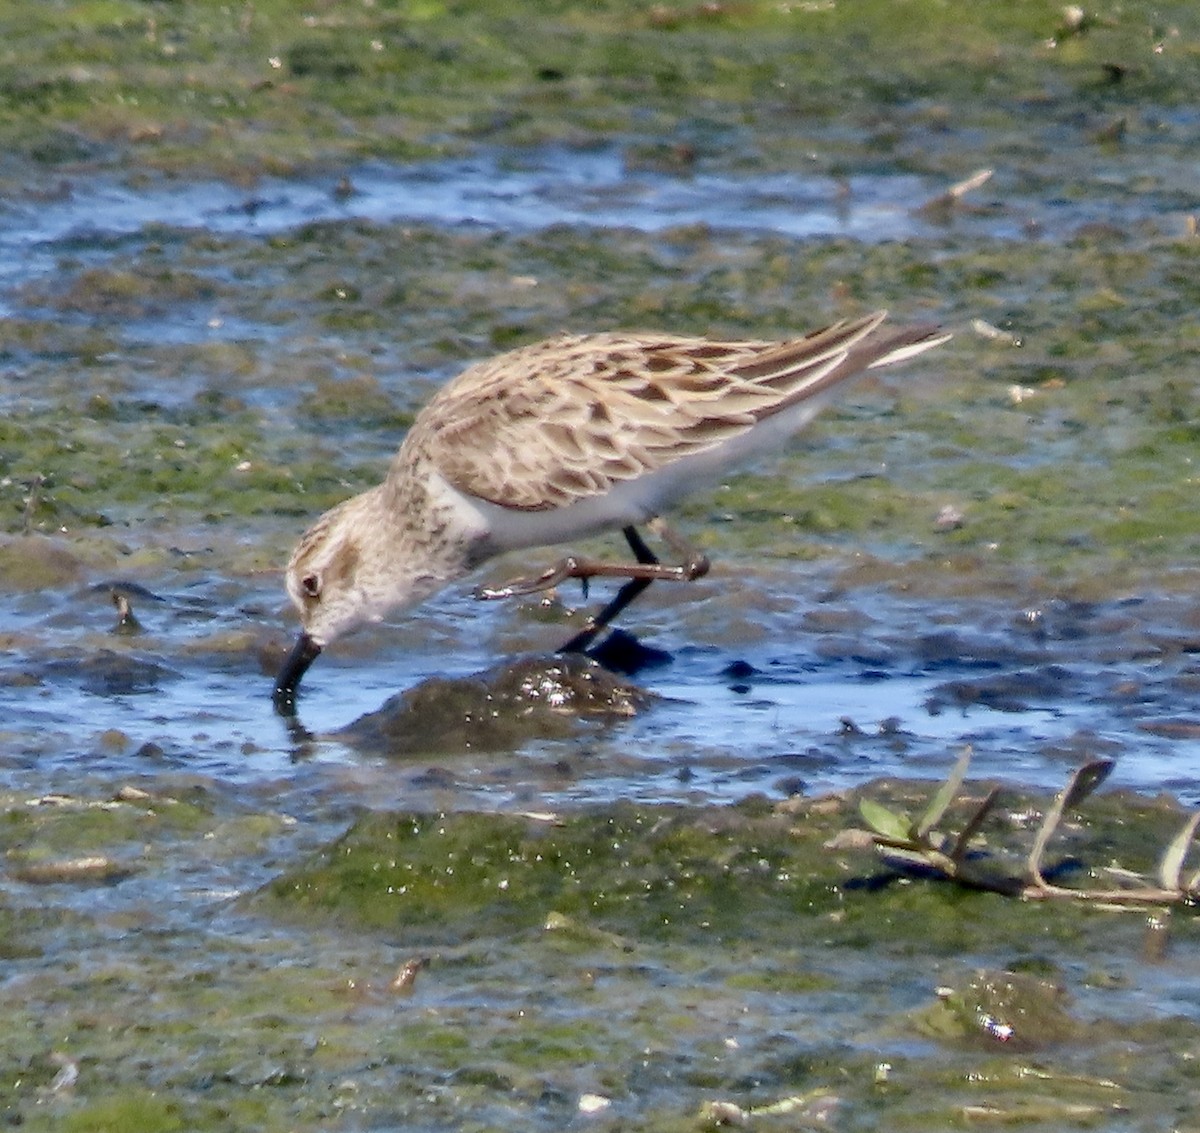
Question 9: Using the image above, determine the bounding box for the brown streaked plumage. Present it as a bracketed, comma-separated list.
[274, 311, 949, 710]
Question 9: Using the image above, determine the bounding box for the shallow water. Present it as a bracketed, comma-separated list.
[4, 141, 1196, 320]
[5, 120, 1200, 1131]
[5, 562, 1200, 815]
[3, 143, 1200, 805]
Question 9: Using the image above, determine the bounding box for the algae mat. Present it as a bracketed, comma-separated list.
[3, 1, 1200, 1130]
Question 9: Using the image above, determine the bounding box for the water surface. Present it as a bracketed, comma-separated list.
[4, 132, 1200, 1133]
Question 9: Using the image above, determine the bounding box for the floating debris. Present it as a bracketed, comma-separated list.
[1008, 383, 1038, 404]
[112, 590, 142, 635]
[388, 957, 430, 995]
[46, 1053, 79, 1096]
[971, 317, 1023, 347]
[917, 168, 993, 217]
[577, 1093, 611, 1116]
[934, 504, 965, 531]
[852, 749, 1200, 906]
[10, 855, 136, 885]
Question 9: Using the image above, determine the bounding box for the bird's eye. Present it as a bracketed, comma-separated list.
[300, 573, 322, 600]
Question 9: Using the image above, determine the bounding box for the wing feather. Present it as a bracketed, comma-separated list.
[400, 312, 946, 511]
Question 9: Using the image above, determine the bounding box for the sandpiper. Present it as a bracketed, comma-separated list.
[274, 311, 949, 709]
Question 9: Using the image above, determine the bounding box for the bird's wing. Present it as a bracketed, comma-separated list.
[403, 312, 947, 512]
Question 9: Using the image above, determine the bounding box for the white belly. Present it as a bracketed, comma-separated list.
[466, 390, 838, 555]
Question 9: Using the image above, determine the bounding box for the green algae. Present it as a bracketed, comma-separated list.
[257, 802, 843, 942]
[1, 1, 1197, 180]
[24, 265, 223, 320]
[2, 775, 1195, 1132]
[253, 786, 1188, 955]
[4, 218, 1200, 594]
[2, 3, 1200, 1130]
[0, 787, 219, 886]
[234, 786, 1200, 1127]
[914, 969, 1080, 1048]
[339, 654, 650, 757]
[0, 535, 86, 589]
[55, 1093, 187, 1133]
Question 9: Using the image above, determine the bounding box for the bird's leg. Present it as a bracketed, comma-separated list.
[557, 519, 710, 654]
[552, 528, 656, 654]
[473, 519, 707, 653]
[474, 556, 589, 601]
[480, 520, 700, 652]
[474, 518, 710, 602]
[638, 518, 712, 582]
[556, 574, 653, 655]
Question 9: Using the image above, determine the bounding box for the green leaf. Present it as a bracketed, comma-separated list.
[858, 798, 912, 843]
[1158, 811, 1200, 891]
[950, 785, 1001, 864]
[1028, 759, 1115, 886]
[916, 746, 972, 838]
[1061, 758, 1115, 810]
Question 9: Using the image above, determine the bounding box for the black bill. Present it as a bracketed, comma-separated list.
[272, 632, 322, 713]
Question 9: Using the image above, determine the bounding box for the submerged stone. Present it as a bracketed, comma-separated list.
[43, 650, 177, 696]
[0, 535, 83, 591]
[9, 854, 137, 885]
[916, 969, 1079, 1050]
[338, 653, 650, 757]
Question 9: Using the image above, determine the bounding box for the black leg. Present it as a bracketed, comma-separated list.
[622, 525, 658, 565]
[557, 521, 708, 654]
[556, 575, 654, 654]
[472, 518, 710, 652]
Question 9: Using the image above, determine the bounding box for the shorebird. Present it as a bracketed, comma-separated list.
[274, 311, 949, 710]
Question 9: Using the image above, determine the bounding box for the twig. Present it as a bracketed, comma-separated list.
[854, 751, 1200, 906]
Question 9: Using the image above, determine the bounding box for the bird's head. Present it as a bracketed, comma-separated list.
[274, 489, 387, 711]
[272, 485, 457, 712]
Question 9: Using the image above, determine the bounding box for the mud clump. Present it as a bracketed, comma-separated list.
[916, 969, 1079, 1050]
[339, 653, 651, 757]
[0, 536, 83, 591]
[44, 650, 177, 696]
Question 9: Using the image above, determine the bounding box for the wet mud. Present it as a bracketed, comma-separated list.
[339, 653, 651, 757]
[3, 1, 1200, 1128]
